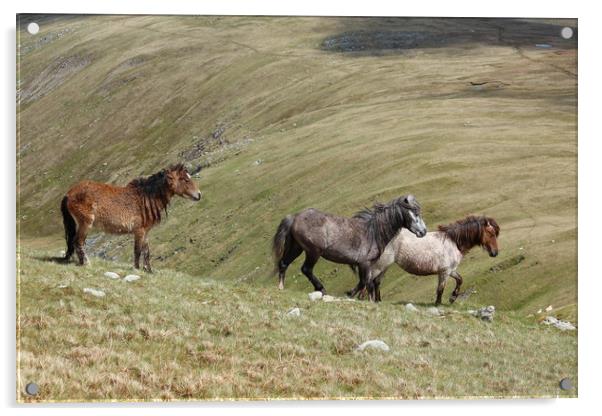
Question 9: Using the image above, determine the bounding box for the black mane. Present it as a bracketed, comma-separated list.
[354, 196, 421, 255]
[127, 164, 184, 226]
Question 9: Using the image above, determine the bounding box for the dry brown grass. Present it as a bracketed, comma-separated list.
[18, 247, 577, 402]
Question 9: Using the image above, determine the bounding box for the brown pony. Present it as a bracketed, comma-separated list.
[60, 164, 201, 271]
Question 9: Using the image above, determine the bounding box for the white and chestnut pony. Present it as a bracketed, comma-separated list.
[351, 215, 500, 304]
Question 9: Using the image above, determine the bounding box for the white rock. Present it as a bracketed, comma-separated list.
[308, 291, 323, 301]
[405, 303, 419, 312]
[545, 305, 553, 312]
[475, 305, 496, 322]
[537, 309, 543, 314]
[83, 288, 105, 297]
[57, 284, 69, 289]
[542, 316, 576, 331]
[322, 295, 336, 302]
[426, 306, 441, 316]
[123, 274, 141, 282]
[287, 307, 301, 317]
[356, 340, 390, 352]
[104, 271, 120, 279]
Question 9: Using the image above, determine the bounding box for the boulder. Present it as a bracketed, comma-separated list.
[542, 316, 576, 331]
[287, 307, 301, 317]
[308, 291, 323, 301]
[83, 288, 105, 297]
[474, 305, 495, 322]
[405, 303, 419, 313]
[123, 274, 141, 282]
[104, 271, 120, 279]
[356, 340, 390, 352]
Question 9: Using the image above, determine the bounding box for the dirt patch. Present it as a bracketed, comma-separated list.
[179, 124, 229, 161]
[322, 31, 450, 53]
[489, 254, 526, 273]
[19, 54, 93, 104]
[321, 18, 577, 55]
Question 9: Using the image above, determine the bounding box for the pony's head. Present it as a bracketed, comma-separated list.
[438, 215, 500, 256]
[400, 194, 427, 238]
[480, 217, 500, 257]
[166, 164, 202, 201]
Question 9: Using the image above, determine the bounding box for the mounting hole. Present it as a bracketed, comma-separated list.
[27, 22, 40, 35]
[25, 382, 39, 396]
[561, 27, 573, 40]
[559, 378, 573, 390]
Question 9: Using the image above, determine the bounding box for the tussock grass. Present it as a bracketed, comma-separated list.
[18, 248, 576, 402]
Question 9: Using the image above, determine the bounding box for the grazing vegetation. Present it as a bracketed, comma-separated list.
[17, 15, 577, 401]
[18, 248, 576, 401]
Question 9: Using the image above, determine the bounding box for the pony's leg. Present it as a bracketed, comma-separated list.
[435, 272, 449, 306]
[358, 265, 374, 302]
[74, 220, 92, 266]
[301, 251, 325, 293]
[346, 282, 364, 298]
[278, 241, 303, 290]
[133, 230, 144, 269]
[142, 235, 152, 273]
[374, 276, 382, 302]
[449, 270, 463, 304]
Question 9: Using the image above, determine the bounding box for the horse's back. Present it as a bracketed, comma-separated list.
[394, 229, 461, 275]
[65, 180, 142, 233]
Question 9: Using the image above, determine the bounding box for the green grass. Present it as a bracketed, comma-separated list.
[16, 16, 578, 400]
[18, 247, 577, 401]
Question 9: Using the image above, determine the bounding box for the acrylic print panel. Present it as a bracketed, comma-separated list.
[16, 14, 577, 402]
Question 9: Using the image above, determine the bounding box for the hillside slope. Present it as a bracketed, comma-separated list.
[18, 247, 577, 401]
[17, 16, 577, 317]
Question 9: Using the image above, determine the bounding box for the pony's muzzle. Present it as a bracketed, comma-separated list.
[191, 191, 202, 201]
[489, 250, 498, 257]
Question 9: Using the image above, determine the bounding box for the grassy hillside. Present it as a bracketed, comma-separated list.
[17, 247, 577, 401]
[17, 16, 577, 317]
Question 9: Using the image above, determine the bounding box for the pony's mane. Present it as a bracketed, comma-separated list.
[127, 164, 185, 226]
[354, 196, 420, 255]
[438, 215, 499, 254]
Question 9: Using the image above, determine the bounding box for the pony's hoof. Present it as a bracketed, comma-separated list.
[449, 296, 457, 304]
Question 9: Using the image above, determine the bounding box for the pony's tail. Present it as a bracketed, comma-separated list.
[272, 214, 295, 275]
[61, 196, 76, 261]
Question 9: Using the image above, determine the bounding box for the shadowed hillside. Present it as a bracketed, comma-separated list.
[17, 15, 577, 318]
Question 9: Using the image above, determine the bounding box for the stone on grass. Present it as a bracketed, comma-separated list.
[545, 305, 553, 312]
[123, 274, 141, 282]
[308, 291, 323, 301]
[322, 295, 336, 302]
[104, 271, 120, 279]
[83, 288, 105, 297]
[287, 307, 301, 317]
[405, 303, 419, 312]
[356, 340, 390, 352]
[474, 305, 496, 322]
[426, 306, 441, 316]
[542, 316, 576, 331]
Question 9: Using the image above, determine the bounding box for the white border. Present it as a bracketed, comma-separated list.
[3, 1, 600, 415]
